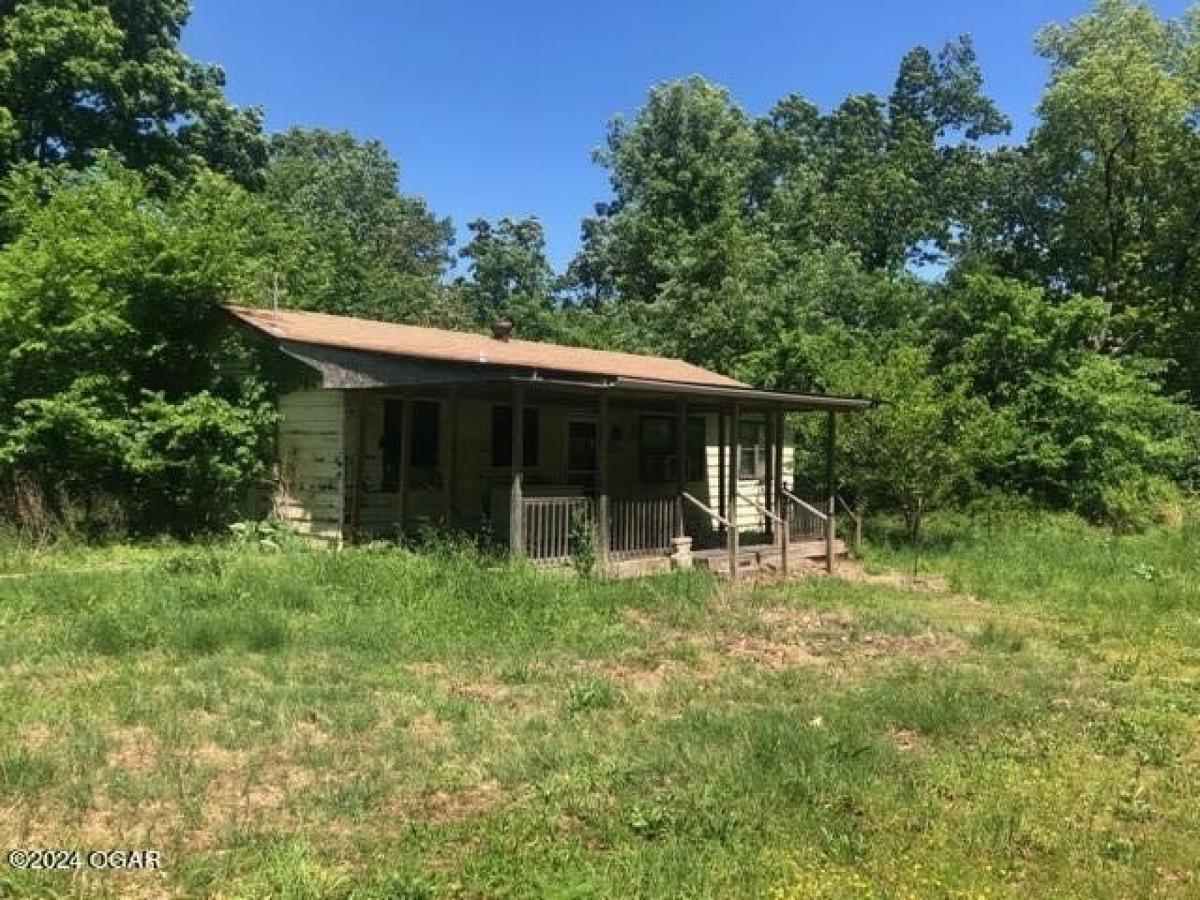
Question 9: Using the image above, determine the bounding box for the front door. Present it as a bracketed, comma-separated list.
[567, 420, 598, 490]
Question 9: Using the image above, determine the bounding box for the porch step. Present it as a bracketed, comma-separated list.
[692, 540, 847, 577]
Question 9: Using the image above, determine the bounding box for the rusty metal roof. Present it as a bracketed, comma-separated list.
[226, 305, 748, 389]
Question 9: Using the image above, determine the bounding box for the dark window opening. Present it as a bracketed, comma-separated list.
[639, 415, 706, 483]
[410, 401, 440, 469]
[491, 406, 540, 467]
[381, 399, 440, 492]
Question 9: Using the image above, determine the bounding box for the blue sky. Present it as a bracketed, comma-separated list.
[183, 0, 1191, 271]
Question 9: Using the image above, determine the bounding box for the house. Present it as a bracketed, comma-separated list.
[225, 305, 872, 578]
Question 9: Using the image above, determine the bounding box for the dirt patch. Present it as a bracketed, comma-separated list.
[621, 608, 657, 629]
[202, 757, 315, 828]
[20, 722, 56, 751]
[104, 725, 158, 775]
[405, 711, 450, 744]
[449, 679, 511, 703]
[756, 607, 858, 633]
[387, 780, 506, 823]
[832, 630, 968, 660]
[891, 728, 929, 753]
[719, 635, 825, 669]
[836, 560, 952, 593]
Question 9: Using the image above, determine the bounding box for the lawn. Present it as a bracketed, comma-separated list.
[0, 514, 1197, 899]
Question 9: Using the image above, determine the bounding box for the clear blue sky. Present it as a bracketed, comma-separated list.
[183, 0, 1191, 271]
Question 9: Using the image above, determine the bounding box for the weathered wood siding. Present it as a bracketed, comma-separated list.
[273, 389, 345, 541]
[698, 414, 794, 534]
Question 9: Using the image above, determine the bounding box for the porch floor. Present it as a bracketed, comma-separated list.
[604, 538, 847, 580]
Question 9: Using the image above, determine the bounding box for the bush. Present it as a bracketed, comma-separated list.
[1099, 475, 1183, 535]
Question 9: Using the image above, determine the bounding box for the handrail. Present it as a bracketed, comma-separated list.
[742, 495, 785, 526]
[782, 489, 827, 521]
[681, 492, 729, 528]
[837, 494, 859, 522]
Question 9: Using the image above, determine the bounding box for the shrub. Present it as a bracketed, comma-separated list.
[1099, 475, 1182, 535]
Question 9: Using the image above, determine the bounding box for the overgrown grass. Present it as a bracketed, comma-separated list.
[0, 513, 1196, 898]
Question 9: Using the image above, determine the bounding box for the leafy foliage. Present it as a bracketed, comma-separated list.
[0, 0, 266, 185]
[260, 128, 461, 325]
[0, 159, 275, 533]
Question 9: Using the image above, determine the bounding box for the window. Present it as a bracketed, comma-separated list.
[567, 421, 597, 474]
[639, 416, 673, 483]
[639, 415, 706, 483]
[381, 399, 441, 491]
[738, 420, 767, 479]
[409, 401, 440, 469]
[491, 406, 540, 467]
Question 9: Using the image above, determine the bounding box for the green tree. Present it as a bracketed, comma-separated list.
[972, 0, 1200, 398]
[457, 216, 557, 335]
[0, 0, 266, 186]
[571, 77, 763, 370]
[0, 158, 275, 533]
[261, 128, 460, 325]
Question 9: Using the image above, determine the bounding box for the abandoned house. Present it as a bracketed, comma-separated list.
[226, 305, 871, 578]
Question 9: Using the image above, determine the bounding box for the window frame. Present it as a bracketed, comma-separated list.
[737, 419, 767, 480]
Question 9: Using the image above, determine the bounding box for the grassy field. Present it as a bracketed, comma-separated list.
[0, 514, 1197, 899]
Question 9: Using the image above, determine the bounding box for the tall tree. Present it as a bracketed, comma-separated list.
[261, 128, 459, 325]
[571, 77, 764, 370]
[757, 36, 1008, 272]
[456, 216, 558, 336]
[0, 0, 266, 186]
[971, 0, 1200, 398]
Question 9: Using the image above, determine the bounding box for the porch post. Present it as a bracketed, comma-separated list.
[397, 395, 412, 540]
[597, 391, 610, 567]
[729, 402, 740, 581]
[764, 409, 775, 540]
[717, 411, 727, 526]
[674, 398, 687, 536]
[510, 384, 525, 558]
[774, 408, 787, 574]
[825, 410, 837, 573]
[445, 386, 459, 526]
[349, 392, 368, 542]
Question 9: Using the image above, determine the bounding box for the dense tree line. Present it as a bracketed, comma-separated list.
[0, 0, 1196, 535]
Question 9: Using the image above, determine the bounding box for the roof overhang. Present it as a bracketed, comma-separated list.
[271, 339, 876, 412]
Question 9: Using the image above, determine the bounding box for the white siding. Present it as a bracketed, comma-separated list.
[273, 389, 345, 541]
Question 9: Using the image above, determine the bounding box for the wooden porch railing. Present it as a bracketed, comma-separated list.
[522, 496, 594, 566]
[783, 489, 827, 542]
[609, 496, 680, 560]
[521, 495, 679, 565]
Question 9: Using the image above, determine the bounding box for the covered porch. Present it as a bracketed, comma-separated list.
[342, 374, 867, 579]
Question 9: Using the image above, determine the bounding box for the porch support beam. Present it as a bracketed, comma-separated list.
[349, 392, 367, 543]
[597, 392, 610, 567]
[825, 410, 837, 573]
[717, 411, 727, 527]
[674, 399, 687, 537]
[510, 383, 525, 558]
[773, 407, 785, 539]
[397, 395, 412, 541]
[764, 411, 775, 540]
[445, 386, 459, 526]
[728, 402, 740, 581]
